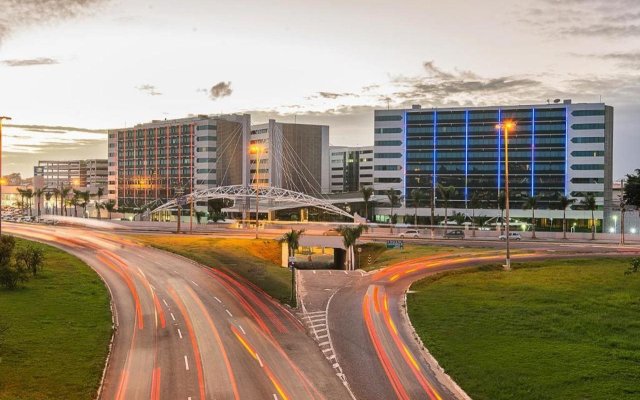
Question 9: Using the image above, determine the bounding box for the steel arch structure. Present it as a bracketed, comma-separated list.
[150, 185, 354, 220]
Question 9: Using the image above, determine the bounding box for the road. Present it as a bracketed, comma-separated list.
[298, 240, 640, 400]
[5, 223, 350, 400]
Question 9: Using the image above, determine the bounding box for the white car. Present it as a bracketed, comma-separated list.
[398, 229, 421, 238]
[499, 232, 522, 241]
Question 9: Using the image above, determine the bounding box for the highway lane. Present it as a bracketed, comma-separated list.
[300, 242, 640, 400]
[5, 223, 350, 400]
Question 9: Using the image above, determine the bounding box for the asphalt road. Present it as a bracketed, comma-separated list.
[298, 240, 640, 400]
[5, 223, 350, 400]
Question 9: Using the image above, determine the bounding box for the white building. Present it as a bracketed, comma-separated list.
[329, 146, 374, 193]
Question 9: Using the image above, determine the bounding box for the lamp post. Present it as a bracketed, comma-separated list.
[496, 120, 515, 270]
[0, 116, 11, 235]
[612, 214, 617, 234]
[249, 144, 263, 239]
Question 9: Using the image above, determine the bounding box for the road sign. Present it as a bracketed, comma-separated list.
[386, 240, 404, 249]
[367, 255, 372, 265]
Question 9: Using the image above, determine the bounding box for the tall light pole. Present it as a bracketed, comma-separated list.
[249, 144, 263, 239]
[0, 116, 11, 235]
[496, 120, 515, 270]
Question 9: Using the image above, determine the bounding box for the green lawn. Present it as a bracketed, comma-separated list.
[131, 235, 293, 304]
[408, 258, 640, 400]
[361, 242, 459, 271]
[0, 238, 112, 400]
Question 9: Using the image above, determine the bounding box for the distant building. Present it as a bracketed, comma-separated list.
[250, 120, 330, 195]
[108, 114, 250, 208]
[36, 159, 108, 193]
[329, 146, 374, 193]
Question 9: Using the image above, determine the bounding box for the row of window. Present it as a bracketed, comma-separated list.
[571, 151, 604, 157]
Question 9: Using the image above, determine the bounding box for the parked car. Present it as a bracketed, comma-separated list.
[322, 230, 341, 236]
[443, 229, 465, 239]
[398, 229, 421, 238]
[499, 232, 522, 241]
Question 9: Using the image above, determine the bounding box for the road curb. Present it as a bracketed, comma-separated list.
[400, 290, 473, 400]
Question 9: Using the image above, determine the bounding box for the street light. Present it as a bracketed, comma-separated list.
[0, 116, 11, 235]
[249, 144, 264, 239]
[612, 214, 617, 234]
[496, 120, 516, 270]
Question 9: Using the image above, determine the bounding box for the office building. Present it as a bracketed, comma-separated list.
[250, 120, 330, 195]
[108, 114, 250, 208]
[35, 159, 108, 192]
[373, 101, 613, 224]
[329, 146, 374, 193]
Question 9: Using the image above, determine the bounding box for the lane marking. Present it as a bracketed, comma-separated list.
[257, 353, 264, 367]
[214, 296, 222, 303]
[225, 309, 233, 317]
[238, 325, 246, 335]
[177, 328, 183, 339]
[191, 280, 200, 287]
[162, 299, 169, 307]
[273, 395, 278, 400]
[170, 313, 176, 321]
[312, 270, 316, 274]
[343, 271, 348, 275]
[184, 355, 190, 371]
[137, 267, 147, 279]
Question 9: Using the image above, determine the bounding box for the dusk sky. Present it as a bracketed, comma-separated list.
[0, 0, 638, 178]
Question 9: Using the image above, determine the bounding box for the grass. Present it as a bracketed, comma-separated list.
[130, 235, 293, 304]
[0, 238, 112, 400]
[407, 258, 640, 400]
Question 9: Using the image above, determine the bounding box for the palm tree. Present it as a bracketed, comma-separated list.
[52, 188, 60, 215]
[437, 184, 456, 233]
[469, 191, 481, 237]
[558, 195, 576, 240]
[34, 188, 44, 217]
[280, 229, 306, 304]
[104, 200, 116, 220]
[410, 189, 426, 226]
[581, 193, 598, 240]
[94, 201, 104, 220]
[23, 188, 33, 216]
[16, 188, 26, 215]
[79, 191, 91, 218]
[96, 187, 104, 202]
[44, 191, 52, 215]
[523, 195, 538, 239]
[71, 189, 82, 217]
[386, 189, 401, 233]
[61, 187, 71, 216]
[360, 186, 374, 221]
[335, 225, 368, 270]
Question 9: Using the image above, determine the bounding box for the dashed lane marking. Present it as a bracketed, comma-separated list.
[225, 309, 233, 317]
[214, 296, 222, 303]
[170, 313, 176, 321]
[177, 328, 183, 339]
[184, 355, 190, 371]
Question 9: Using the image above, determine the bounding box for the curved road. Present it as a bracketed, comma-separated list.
[5, 223, 350, 400]
[299, 241, 640, 400]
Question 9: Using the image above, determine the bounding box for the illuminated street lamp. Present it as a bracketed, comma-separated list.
[0, 116, 11, 234]
[249, 144, 264, 239]
[496, 120, 516, 270]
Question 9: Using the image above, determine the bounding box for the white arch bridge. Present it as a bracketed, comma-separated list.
[150, 185, 355, 220]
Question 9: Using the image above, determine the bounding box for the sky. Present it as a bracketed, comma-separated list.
[0, 0, 638, 179]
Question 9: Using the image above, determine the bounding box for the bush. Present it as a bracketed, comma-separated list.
[0, 235, 31, 289]
[625, 258, 640, 275]
[16, 246, 45, 276]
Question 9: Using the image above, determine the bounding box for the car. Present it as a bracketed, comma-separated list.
[443, 229, 465, 239]
[499, 232, 522, 241]
[322, 230, 341, 236]
[398, 229, 420, 238]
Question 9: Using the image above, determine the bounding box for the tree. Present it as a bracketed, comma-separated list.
[44, 191, 52, 215]
[0, 236, 30, 290]
[624, 169, 640, 216]
[437, 184, 456, 233]
[15, 246, 44, 277]
[52, 188, 60, 215]
[335, 225, 368, 270]
[61, 187, 71, 216]
[386, 189, 401, 233]
[104, 200, 116, 220]
[24, 189, 33, 216]
[410, 189, 426, 226]
[195, 211, 206, 224]
[361, 186, 374, 222]
[469, 191, 481, 237]
[207, 198, 231, 222]
[71, 189, 81, 217]
[581, 193, 598, 240]
[96, 187, 104, 202]
[34, 188, 44, 217]
[558, 195, 576, 240]
[523, 195, 538, 239]
[94, 201, 104, 220]
[280, 229, 306, 304]
[80, 191, 91, 217]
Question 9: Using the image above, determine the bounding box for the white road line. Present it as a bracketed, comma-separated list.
[312, 270, 316, 274]
[137, 267, 147, 279]
[317, 334, 328, 339]
[214, 296, 222, 303]
[238, 325, 246, 335]
[188, 397, 192, 400]
[162, 299, 169, 307]
[225, 309, 233, 317]
[256, 353, 264, 367]
[273, 394, 278, 400]
[170, 313, 176, 321]
[184, 355, 190, 371]
[343, 271, 348, 275]
[318, 341, 330, 346]
[177, 328, 183, 339]
[322, 348, 332, 353]
[191, 280, 199, 287]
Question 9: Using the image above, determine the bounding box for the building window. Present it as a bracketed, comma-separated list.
[375, 115, 403, 122]
[374, 153, 402, 159]
[571, 123, 605, 130]
[570, 164, 604, 170]
[374, 140, 402, 146]
[571, 137, 605, 144]
[571, 109, 605, 117]
[571, 151, 604, 157]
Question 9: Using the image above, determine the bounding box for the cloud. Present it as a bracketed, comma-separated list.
[4, 123, 107, 134]
[2, 57, 58, 67]
[0, 0, 109, 45]
[313, 92, 359, 99]
[136, 84, 162, 96]
[574, 50, 640, 68]
[208, 81, 233, 100]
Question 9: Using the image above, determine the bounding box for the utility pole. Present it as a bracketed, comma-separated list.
[430, 174, 435, 239]
[0, 116, 11, 235]
[620, 179, 626, 246]
[496, 121, 515, 270]
[175, 187, 184, 234]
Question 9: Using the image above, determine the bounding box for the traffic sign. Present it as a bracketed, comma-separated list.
[386, 240, 404, 249]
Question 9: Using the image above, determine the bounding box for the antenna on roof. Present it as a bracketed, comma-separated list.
[546, 99, 550, 104]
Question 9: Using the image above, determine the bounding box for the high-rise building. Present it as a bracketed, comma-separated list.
[250, 120, 330, 195]
[108, 114, 250, 208]
[373, 101, 613, 224]
[36, 159, 108, 192]
[329, 146, 374, 193]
